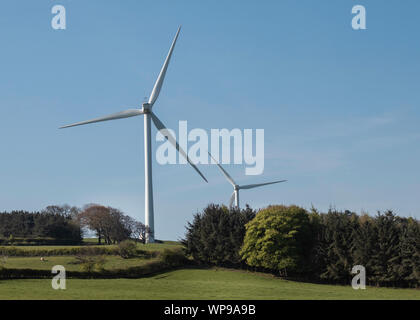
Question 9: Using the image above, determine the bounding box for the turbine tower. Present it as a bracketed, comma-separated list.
[60, 27, 208, 243]
[209, 154, 286, 208]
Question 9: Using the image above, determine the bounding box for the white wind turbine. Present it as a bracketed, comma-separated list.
[209, 154, 287, 208]
[60, 27, 208, 243]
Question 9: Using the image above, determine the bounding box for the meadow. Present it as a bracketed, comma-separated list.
[1, 268, 419, 300]
[0, 241, 419, 300]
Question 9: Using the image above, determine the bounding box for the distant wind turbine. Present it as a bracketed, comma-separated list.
[60, 27, 208, 243]
[209, 154, 286, 208]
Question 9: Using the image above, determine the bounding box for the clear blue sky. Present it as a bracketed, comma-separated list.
[1, 0, 419, 240]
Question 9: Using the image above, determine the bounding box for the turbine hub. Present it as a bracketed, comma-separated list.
[234, 185, 240, 191]
[142, 103, 151, 113]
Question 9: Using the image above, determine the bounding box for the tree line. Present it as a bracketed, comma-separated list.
[0, 204, 147, 245]
[183, 204, 420, 288]
[0, 205, 81, 243]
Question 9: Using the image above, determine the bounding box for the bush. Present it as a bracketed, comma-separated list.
[74, 247, 107, 272]
[0, 251, 7, 270]
[118, 240, 138, 259]
[183, 204, 255, 266]
[159, 249, 188, 267]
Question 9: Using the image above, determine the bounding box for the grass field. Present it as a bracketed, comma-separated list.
[1, 241, 419, 300]
[3, 256, 156, 272]
[0, 240, 181, 253]
[0, 268, 419, 300]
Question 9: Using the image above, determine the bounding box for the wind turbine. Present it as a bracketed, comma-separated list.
[60, 27, 208, 243]
[209, 154, 286, 208]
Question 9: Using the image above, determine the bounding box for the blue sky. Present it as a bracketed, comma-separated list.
[0, 0, 419, 240]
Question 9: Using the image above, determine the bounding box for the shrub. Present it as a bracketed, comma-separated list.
[159, 249, 188, 267]
[183, 204, 256, 266]
[118, 240, 138, 259]
[74, 247, 107, 272]
[0, 250, 7, 270]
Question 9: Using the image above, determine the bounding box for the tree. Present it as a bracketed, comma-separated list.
[183, 204, 256, 266]
[42, 204, 80, 217]
[78, 204, 110, 244]
[107, 207, 132, 243]
[240, 205, 312, 276]
[128, 218, 149, 244]
[316, 210, 358, 284]
[352, 213, 378, 283]
[77, 204, 144, 244]
[369, 211, 401, 286]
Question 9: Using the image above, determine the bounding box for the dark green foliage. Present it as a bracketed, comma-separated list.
[182, 204, 256, 266]
[351, 214, 378, 280]
[369, 211, 401, 285]
[313, 210, 359, 283]
[398, 218, 420, 287]
[185, 204, 419, 288]
[0, 207, 82, 244]
[304, 209, 419, 287]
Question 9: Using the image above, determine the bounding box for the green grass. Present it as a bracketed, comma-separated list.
[0, 240, 181, 253]
[3, 256, 156, 272]
[1, 242, 418, 300]
[0, 268, 418, 300]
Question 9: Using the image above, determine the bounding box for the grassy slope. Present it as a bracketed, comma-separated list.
[0, 268, 419, 300]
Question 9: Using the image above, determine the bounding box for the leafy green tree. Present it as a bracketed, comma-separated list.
[240, 205, 312, 276]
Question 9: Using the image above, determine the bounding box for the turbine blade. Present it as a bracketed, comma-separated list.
[240, 180, 287, 190]
[208, 152, 236, 187]
[148, 26, 181, 106]
[229, 192, 235, 208]
[59, 109, 143, 129]
[150, 112, 208, 183]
